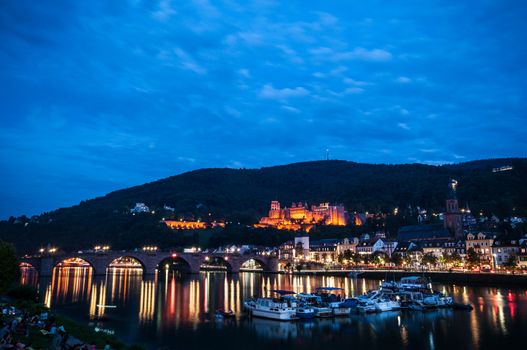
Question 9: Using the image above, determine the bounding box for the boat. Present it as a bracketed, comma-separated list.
[251, 290, 298, 321]
[408, 300, 425, 311]
[374, 297, 400, 312]
[356, 300, 376, 313]
[315, 287, 351, 317]
[341, 298, 359, 309]
[243, 299, 256, 311]
[398, 276, 431, 291]
[252, 298, 297, 321]
[295, 305, 315, 319]
[215, 309, 235, 319]
[380, 280, 399, 292]
[296, 294, 332, 318]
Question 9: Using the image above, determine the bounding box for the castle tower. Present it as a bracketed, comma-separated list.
[269, 200, 281, 219]
[444, 179, 463, 239]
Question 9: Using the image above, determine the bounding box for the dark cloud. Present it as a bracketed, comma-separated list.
[1, 0, 526, 217]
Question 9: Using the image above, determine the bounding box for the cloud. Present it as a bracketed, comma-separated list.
[343, 78, 371, 86]
[311, 47, 392, 62]
[173, 48, 206, 74]
[343, 87, 364, 94]
[238, 68, 251, 78]
[152, 0, 176, 21]
[396, 76, 411, 83]
[282, 105, 300, 113]
[259, 84, 309, 99]
[398, 122, 410, 130]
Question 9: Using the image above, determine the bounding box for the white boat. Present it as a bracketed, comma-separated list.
[328, 301, 351, 316]
[356, 300, 376, 313]
[252, 298, 297, 321]
[374, 298, 400, 312]
[243, 299, 256, 311]
[296, 294, 332, 318]
[296, 306, 315, 319]
[314, 287, 350, 317]
[398, 276, 431, 291]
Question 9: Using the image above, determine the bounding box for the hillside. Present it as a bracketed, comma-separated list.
[1, 158, 526, 253]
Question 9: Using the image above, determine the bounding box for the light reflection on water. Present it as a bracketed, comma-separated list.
[20, 267, 527, 350]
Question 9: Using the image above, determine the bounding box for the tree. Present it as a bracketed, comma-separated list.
[504, 254, 517, 270]
[0, 240, 19, 294]
[421, 253, 438, 267]
[295, 264, 303, 273]
[403, 255, 413, 267]
[390, 253, 403, 266]
[351, 252, 362, 266]
[371, 251, 388, 266]
[444, 251, 462, 267]
[466, 248, 481, 269]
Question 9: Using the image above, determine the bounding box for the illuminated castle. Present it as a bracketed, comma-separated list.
[256, 200, 348, 231]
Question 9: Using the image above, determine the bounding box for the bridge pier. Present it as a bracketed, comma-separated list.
[39, 257, 55, 278]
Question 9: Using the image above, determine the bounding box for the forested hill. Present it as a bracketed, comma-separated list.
[1, 158, 526, 253]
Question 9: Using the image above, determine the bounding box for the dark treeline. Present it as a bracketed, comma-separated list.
[1, 158, 526, 254]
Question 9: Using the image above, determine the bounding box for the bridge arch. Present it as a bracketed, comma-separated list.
[201, 256, 233, 272]
[239, 256, 269, 271]
[108, 256, 146, 273]
[19, 262, 36, 269]
[54, 257, 95, 269]
[157, 255, 195, 273]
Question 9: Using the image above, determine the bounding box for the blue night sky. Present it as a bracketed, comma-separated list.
[1, 0, 526, 218]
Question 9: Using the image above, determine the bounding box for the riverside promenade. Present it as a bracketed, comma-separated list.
[290, 268, 527, 286]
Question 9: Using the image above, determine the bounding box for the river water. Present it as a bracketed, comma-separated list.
[21, 267, 527, 350]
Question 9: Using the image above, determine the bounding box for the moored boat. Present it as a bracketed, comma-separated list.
[296, 305, 315, 319]
[296, 294, 333, 318]
[252, 297, 297, 321]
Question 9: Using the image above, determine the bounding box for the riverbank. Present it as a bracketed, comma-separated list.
[288, 269, 527, 286]
[0, 297, 141, 350]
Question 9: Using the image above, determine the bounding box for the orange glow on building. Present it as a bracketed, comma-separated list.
[164, 220, 225, 230]
[354, 216, 363, 226]
[256, 200, 348, 231]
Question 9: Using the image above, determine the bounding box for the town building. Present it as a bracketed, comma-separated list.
[465, 232, 495, 265]
[278, 240, 295, 260]
[392, 242, 419, 258]
[309, 239, 339, 263]
[336, 237, 359, 255]
[518, 241, 527, 269]
[492, 239, 520, 269]
[164, 219, 225, 230]
[356, 238, 385, 255]
[294, 236, 310, 259]
[130, 202, 150, 214]
[419, 239, 465, 259]
[380, 240, 398, 257]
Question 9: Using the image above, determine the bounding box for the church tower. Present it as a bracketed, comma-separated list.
[444, 179, 463, 239]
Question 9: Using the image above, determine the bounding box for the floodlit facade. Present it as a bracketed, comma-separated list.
[256, 200, 348, 231]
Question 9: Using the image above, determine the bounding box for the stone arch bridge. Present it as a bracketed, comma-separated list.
[21, 251, 279, 277]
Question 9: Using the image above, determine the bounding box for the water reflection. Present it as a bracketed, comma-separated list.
[21, 268, 527, 349]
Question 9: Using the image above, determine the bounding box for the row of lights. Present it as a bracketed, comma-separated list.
[94, 245, 110, 251]
[143, 246, 158, 252]
[39, 247, 57, 254]
[225, 248, 241, 253]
